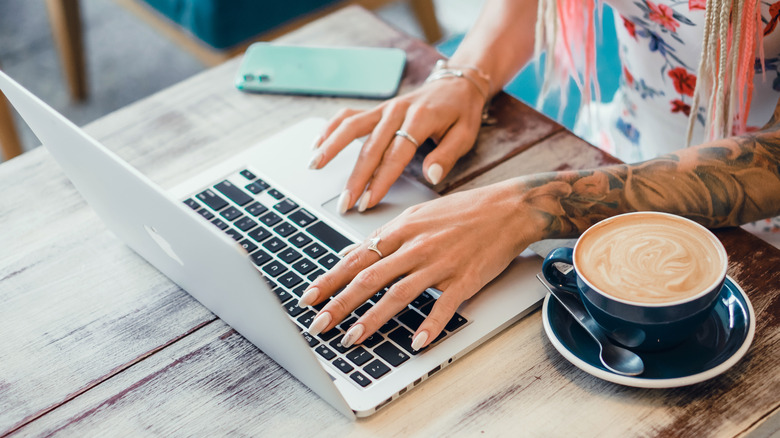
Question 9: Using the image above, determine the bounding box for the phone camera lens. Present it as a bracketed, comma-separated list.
[243, 74, 255, 82]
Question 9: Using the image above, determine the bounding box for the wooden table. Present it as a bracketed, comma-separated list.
[1, 7, 778, 437]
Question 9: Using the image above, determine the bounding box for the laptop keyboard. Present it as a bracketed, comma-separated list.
[183, 168, 469, 388]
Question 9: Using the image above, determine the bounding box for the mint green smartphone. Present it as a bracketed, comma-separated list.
[234, 43, 406, 99]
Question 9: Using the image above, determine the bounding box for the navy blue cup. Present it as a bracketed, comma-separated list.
[542, 212, 728, 351]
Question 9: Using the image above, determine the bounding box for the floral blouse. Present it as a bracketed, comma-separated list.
[573, 0, 780, 244]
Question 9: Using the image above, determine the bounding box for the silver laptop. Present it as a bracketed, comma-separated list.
[0, 70, 547, 418]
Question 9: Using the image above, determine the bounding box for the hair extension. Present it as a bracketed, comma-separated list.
[535, 0, 765, 147]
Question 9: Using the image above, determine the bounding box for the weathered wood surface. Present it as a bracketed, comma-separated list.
[0, 6, 778, 437]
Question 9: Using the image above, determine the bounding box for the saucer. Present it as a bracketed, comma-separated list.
[542, 276, 755, 388]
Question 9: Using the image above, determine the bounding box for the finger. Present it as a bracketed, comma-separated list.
[344, 272, 437, 347]
[411, 283, 470, 351]
[313, 108, 361, 150]
[309, 249, 413, 338]
[422, 119, 480, 186]
[357, 116, 429, 212]
[339, 106, 406, 213]
[310, 109, 382, 170]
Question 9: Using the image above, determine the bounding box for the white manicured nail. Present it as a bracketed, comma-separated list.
[337, 243, 360, 257]
[427, 163, 443, 185]
[311, 136, 322, 150]
[411, 331, 428, 351]
[341, 324, 364, 348]
[308, 151, 323, 169]
[308, 312, 332, 336]
[358, 190, 371, 212]
[298, 287, 319, 308]
[337, 189, 352, 214]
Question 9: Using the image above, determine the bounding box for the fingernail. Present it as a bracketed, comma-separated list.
[308, 151, 323, 169]
[337, 189, 352, 215]
[411, 331, 428, 351]
[298, 287, 319, 308]
[358, 190, 371, 212]
[337, 242, 360, 257]
[308, 312, 331, 337]
[341, 324, 364, 348]
[427, 163, 443, 185]
[311, 136, 322, 151]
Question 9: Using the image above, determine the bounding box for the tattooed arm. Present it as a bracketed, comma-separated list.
[298, 111, 780, 350]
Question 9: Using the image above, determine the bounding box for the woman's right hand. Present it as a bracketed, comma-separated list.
[309, 74, 487, 213]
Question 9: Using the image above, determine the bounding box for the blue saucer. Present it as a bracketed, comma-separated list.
[542, 276, 755, 388]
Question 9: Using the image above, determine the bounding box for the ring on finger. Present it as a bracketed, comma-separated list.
[395, 129, 420, 148]
[367, 237, 384, 258]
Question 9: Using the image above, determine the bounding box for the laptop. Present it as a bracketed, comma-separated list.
[0, 70, 547, 418]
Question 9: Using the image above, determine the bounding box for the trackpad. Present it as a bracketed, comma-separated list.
[320, 175, 438, 238]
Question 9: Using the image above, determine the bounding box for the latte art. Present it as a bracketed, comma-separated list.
[575, 214, 726, 304]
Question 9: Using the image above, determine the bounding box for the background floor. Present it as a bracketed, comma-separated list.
[0, 0, 483, 161]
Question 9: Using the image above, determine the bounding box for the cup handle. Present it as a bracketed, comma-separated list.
[541, 247, 578, 293]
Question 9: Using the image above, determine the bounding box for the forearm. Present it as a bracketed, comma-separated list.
[514, 127, 780, 239]
[448, 0, 538, 97]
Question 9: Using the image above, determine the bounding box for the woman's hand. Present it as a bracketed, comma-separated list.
[308, 76, 486, 213]
[297, 180, 545, 350]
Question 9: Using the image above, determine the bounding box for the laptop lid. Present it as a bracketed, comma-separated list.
[0, 70, 356, 418]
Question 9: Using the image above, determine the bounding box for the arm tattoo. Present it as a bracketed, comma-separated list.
[518, 125, 780, 239]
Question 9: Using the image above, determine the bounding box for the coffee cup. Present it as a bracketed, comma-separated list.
[542, 211, 728, 351]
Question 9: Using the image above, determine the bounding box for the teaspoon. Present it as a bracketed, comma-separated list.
[536, 274, 645, 376]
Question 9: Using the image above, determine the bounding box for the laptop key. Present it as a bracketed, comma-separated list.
[337, 317, 358, 332]
[333, 358, 354, 374]
[279, 248, 302, 264]
[220, 206, 242, 221]
[262, 261, 287, 277]
[215, 180, 252, 206]
[364, 359, 391, 379]
[292, 258, 316, 275]
[312, 299, 329, 311]
[259, 211, 282, 227]
[184, 198, 200, 210]
[446, 313, 468, 332]
[354, 302, 373, 317]
[274, 199, 298, 214]
[411, 291, 434, 309]
[289, 232, 312, 248]
[302, 332, 320, 348]
[224, 228, 242, 241]
[289, 209, 317, 227]
[274, 222, 296, 238]
[196, 189, 228, 211]
[278, 272, 303, 289]
[307, 221, 353, 253]
[245, 202, 268, 217]
[240, 169, 256, 180]
[291, 283, 309, 298]
[362, 333, 384, 349]
[329, 336, 353, 354]
[378, 319, 398, 334]
[398, 309, 425, 331]
[318, 327, 341, 342]
[245, 179, 269, 194]
[238, 239, 258, 253]
[346, 347, 374, 367]
[388, 326, 418, 355]
[250, 249, 271, 266]
[419, 301, 434, 315]
[373, 341, 409, 367]
[307, 269, 325, 282]
[262, 237, 287, 253]
[315, 345, 336, 361]
[350, 371, 371, 387]
[267, 189, 284, 200]
[273, 287, 292, 304]
[318, 253, 339, 270]
[248, 227, 271, 243]
[285, 300, 305, 317]
[235, 216, 258, 232]
[197, 209, 215, 220]
[303, 243, 327, 259]
[297, 310, 317, 328]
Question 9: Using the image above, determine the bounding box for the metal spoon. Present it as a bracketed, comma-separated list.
[536, 274, 645, 376]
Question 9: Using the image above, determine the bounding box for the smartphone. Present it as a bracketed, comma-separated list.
[234, 43, 406, 99]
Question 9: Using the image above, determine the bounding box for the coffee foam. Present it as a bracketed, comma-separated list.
[575, 214, 725, 304]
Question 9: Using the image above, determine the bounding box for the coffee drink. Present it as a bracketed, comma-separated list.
[574, 213, 727, 304]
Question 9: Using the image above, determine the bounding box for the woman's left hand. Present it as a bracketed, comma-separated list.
[298, 180, 544, 350]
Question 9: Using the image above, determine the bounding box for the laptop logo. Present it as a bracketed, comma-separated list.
[144, 225, 184, 266]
